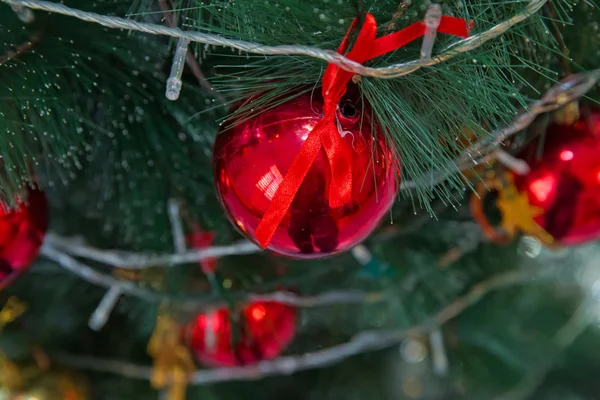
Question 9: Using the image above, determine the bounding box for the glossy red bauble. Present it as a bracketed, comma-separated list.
[0, 188, 48, 288]
[184, 301, 296, 367]
[213, 91, 398, 258]
[514, 109, 600, 245]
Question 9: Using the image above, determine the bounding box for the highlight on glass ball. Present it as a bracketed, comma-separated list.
[183, 301, 296, 367]
[213, 90, 399, 259]
[514, 108, 600, 245]
[0, 188, 48, 289]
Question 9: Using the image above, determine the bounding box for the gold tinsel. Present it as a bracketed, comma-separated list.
[0, 298, 88, 400]
[148, 310, 196, 400]
[0, 366, 89, 400]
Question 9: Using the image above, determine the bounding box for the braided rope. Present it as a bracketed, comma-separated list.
[3, 0, 547, 79]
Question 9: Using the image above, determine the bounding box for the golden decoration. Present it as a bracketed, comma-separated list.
[113, 267, 166, 291]
[0, 298, 26, 330]
[553, 101, 580, 125]
[496, 191, 554, 245]
[471, 170, 554, 245]
[148, 311, 195, 400]
[0, 368, 89, 400]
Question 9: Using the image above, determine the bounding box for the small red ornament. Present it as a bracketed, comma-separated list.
[187, 227, 217, 274]
[0, 188, 48, 288]
[184, 301, 296, 367]
[213, 91, 398, 258]
[513, 108, 600, 245]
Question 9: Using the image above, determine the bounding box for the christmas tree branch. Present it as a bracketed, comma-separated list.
[1, 0, 548, 79]
[464, 69, 600, 157]
[50, 268, 539, 385]
[40, 241, 383, 310]
[400, 69, 600, 191]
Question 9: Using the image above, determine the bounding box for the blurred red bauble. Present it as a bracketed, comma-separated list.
[184, 301, 296, 367]
[514, 108, 600, 245]
[213, 91, 398, 258]
[0, 188, 48, 288]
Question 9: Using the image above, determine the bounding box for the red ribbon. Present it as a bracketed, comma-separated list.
[255, 12, 472, 248]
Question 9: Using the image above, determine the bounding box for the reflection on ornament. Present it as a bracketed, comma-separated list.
[256, 166, 283, 201]
[528, 174, 557, 203]
[559, 150, 574, 162]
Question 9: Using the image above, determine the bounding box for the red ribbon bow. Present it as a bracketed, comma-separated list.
[255, 12, 472, 248]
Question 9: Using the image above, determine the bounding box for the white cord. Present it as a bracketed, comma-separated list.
[2, 0, 548, 79]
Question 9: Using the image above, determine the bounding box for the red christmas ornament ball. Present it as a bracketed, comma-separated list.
[514, 108, 600, 245]
[213, 91, 398, 258]
[0, 188, 48, 288]
[184, 301, 296, 367]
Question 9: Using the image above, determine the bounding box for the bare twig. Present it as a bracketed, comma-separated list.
[44, 232, 261, 269]
[52, 269, 536, 385]
[42, 241, 382, 310]
[429, 328, 449, 376]
[167, 199, 187, 255]
[40, 244, 158, 301]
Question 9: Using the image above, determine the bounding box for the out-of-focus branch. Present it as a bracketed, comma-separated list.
[494, 301, 593, 400]
[45, 232, 261, 269]
[41, 241, 383, 310]
[52, 269, 536, 385]
[40, 244, 158, 301]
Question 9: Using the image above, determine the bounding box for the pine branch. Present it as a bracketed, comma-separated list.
[1, 0, 553, 79]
